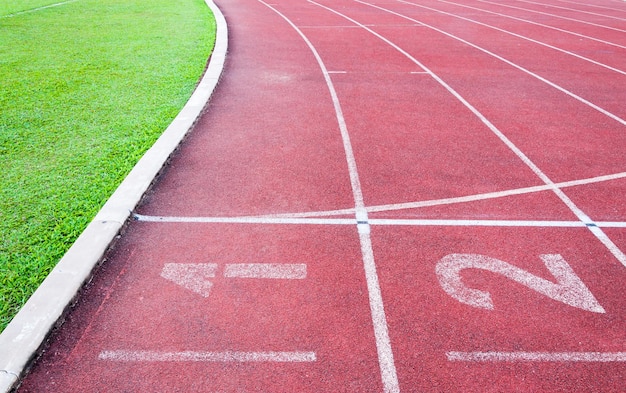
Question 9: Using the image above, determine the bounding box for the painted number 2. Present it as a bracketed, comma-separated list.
[436, 254, 605, 313]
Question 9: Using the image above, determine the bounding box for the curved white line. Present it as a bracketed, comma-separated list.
[257, 3, 400, 392]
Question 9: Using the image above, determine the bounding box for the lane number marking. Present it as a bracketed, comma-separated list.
[161, 263, 306, 298]
[436, 254, 605, 313]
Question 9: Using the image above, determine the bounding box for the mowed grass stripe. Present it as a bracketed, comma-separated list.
[0, 0, 215, 332]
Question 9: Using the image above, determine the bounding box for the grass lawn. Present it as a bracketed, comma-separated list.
[0, 0, 215, 333]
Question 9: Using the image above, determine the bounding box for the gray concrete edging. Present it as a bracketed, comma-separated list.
[0, 1, 227, 391]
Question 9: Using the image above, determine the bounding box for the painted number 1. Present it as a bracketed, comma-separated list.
[436, 254, 605, 313]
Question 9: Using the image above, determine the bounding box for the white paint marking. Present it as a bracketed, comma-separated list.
[515, 0, 626, 22]
[356, 0, 626, 267]
[436, 254, 605, 313]
[137, 214, 626, 229]
[261, 2, 400, 391]
[476, 0, 626, 33]
[1, 0, 80, 18]
[405, 0, 626, 75]
[224, 263, 307, 279]
[447, 351, 626, 362]
[556, 0, 626, 13]
[437, 0, 626, 50]
[99, 350, 316, 362]
[366, 171, 626, 214]
[135, 213, 355, 225]
[370, 219, 586, 227]
[160, 263, 217, 298]
[328, 71, 348, 74]
[208, 171, 626, 219]
[393, 0, 626, 126]
[358, 229, 400, 393]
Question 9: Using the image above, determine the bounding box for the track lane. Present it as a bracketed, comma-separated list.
[15, 0, 626, 391]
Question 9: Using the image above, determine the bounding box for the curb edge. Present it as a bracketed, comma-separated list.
[0, 1, 227, 390]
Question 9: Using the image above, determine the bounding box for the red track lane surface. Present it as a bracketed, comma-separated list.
[18, 0, 626, 391]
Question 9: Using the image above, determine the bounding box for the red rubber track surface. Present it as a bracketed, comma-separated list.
[18, 0, 626, 392]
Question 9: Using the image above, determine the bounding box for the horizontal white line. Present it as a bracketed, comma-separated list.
[224, 263, 307, 279]
[134, 214, 354, 225]
[447, 351, 626, 362]
[370, 219, 585, 227]
[99, 350, 316, 362]
[136, 214, 626, 228]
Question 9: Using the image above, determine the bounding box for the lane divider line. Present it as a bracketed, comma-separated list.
[404, 0, 626, 75]
[515, 0, 626, 22]
[390, 0, 626, 127]
[475, 0, 626, 33]
[257, 2, 400, 392]
[437, 0, 626, 50]
[344, 0, 626, 267]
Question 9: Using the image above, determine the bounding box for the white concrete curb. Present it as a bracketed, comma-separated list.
[0, 1, 227, 391]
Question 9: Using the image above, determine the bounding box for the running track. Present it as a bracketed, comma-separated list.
[18, 0, 626, 391]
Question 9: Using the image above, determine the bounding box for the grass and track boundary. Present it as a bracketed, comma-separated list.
[0, 0, 227, 390]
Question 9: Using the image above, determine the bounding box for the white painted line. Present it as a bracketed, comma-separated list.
[447, 351, 626, 362]
[134, 213, 355, 225]
[369, 219, 586, 227]
[358, 228, 400, 393]
[161, 263, 217, 297]
[476, 0, 626, 33]
[515, 0, 626, 22]
[328, 71, 348, 74]
[403, 1, 626, 76]
[99, 350, 316, 362]
[392, 0, 626, 127]
[437, 0, 626, 50]
[1, 0, 80, 18]
[367, 171, 626, 213]
[224, 263, 307, 279]
[556, 0, 626, 13]
[0, 1, 228, 392]
[260, 2, 400, 391]
[354, 0, 626, 267]
[158, 171, 624, 220]
[135, 214, 626, 228]
[259, 2, 367, 216]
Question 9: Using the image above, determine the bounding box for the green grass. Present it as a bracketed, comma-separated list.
[0, 0, 215, 333]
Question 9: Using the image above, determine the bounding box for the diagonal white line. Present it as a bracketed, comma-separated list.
[436, 0, 626, 50]
[393, 0, 626, 127]
[402, 0, 626, 75]
[476, 0, 626, 33]
[514, 0, 626, 22]
[352, 0, 626, 267]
